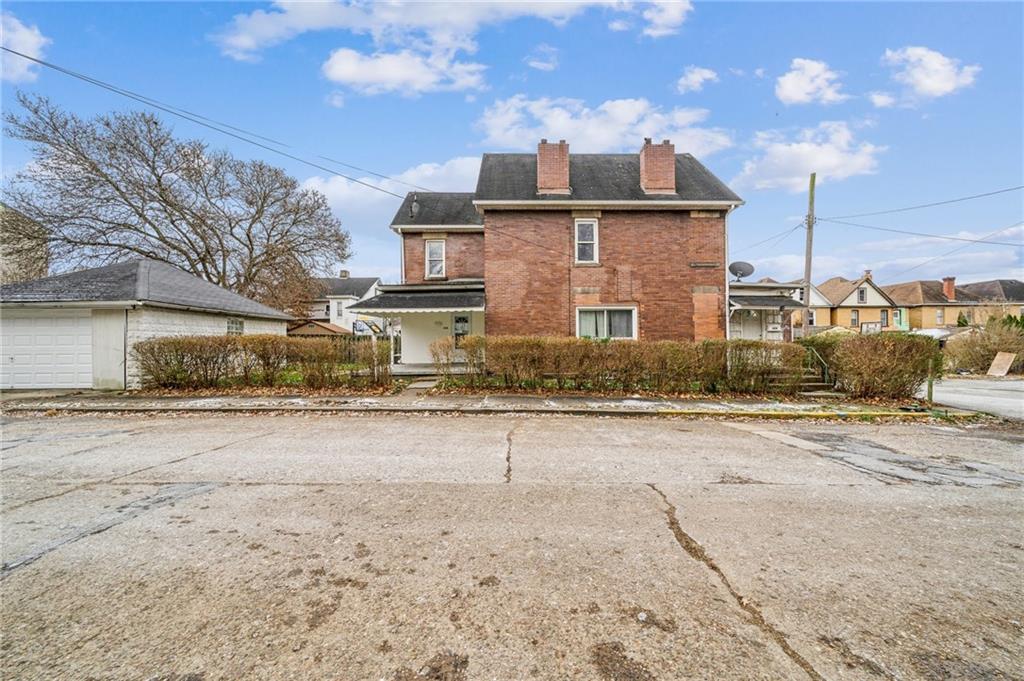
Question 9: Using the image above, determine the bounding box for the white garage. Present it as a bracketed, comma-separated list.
[1, 259, 291, 390]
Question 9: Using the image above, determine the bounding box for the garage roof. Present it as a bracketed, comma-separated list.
[0, 259, 291, 320]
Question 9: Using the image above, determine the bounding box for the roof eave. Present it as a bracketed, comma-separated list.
[472, 199, 744, 210]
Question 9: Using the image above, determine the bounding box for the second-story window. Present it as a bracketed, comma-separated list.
[575, 219, 598, 264]
[425, 239, 445, 278]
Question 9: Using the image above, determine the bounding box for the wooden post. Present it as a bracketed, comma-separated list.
[802, 172, 816, 338]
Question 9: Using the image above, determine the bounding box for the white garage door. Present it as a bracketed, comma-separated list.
[1, 309, 93, 389]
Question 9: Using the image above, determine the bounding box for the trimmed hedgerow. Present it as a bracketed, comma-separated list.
[833, 333, 941, 399]
[435, 335, 808, 395]
[131, 335, 390, 389]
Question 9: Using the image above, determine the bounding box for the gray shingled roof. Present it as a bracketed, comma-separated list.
[349, 290, 484, 311]
[474, 153, 742, 203]
[314, 276, 379, 298]
[0, 259, 291, 320]
[392, 192, 482, 227]
[958, 279, 1024, 302]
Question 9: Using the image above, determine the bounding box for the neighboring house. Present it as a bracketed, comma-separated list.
[0, 202, 49, 285]
[883, 276, 1022, 329]
[816, 271, 901, 333]
[0, 259, 290, 390]
[958, 279, 1024, 314]
[727, 278, 802, 341]
[288, 319, 351, 337]
[350, 138, 744, 369]
[786, 280, 835, 335]
[307, 270, 381, 334]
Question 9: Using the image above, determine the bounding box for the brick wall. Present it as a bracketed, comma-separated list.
[402, 232, 484, 283]
[483, 210, 726, 340]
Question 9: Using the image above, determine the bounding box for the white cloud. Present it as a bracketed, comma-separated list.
[608, 18, 631, 31]
[321, 48, 485, 95]
[1, 12, 51, 83]
[325, 91, 345, 108]
[676, 65, 718, 93]
[642, 1, 693, 37]
[216, 2, 692, 61]
[752, 247, 1023, 284]
[303, 156, 482, 282]
[775, 58, 849, 105]
[478, 94, 733, 156]
[868, 91, 896, 108]
[754, 68, 766, 78]
[733, 121, 885, 192]
[882, 46, 980, 99]
[525, 44, 558, 72]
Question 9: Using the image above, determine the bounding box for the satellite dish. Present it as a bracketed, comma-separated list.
[729, 261, 755, 280]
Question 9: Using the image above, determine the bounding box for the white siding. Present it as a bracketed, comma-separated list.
[91, 309, 127, 389]
[838, 283, 890, 306]
[398, 311, 484, 364]
[125, 307, 286, 388]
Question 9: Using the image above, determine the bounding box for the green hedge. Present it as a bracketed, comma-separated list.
[132, 334, 390, 389]
[431, 336, 807, 394]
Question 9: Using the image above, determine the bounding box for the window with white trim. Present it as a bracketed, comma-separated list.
[227, 318, 244, 335]
[577, 307, 636, 340]
[575, 219, 598, 264]
[807, 309, 816, 326]
[936, 308, 945, 325]
[850, 309, 859, 328]
[857, 287, 867, 303]
[880, 309, 889, 327]
[425, 240, 445, 278]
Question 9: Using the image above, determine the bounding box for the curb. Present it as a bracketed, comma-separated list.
[1, 403, 961, 420]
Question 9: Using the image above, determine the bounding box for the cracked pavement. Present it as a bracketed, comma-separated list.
[1, 413, 1022, 680]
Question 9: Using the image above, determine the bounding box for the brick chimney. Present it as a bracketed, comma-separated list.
[863, 269, 873, 281]
[536, 139, 570, 194]
[942, 276, 956, 301]
[639, 138, 676, 194]
[339, 269, 349, 279]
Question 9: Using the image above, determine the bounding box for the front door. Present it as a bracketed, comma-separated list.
[452, 314, 471, 357]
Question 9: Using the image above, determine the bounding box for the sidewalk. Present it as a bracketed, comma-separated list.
[0, 389, 972, 419]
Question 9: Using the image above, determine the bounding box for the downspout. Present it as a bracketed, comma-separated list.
[723, 205, 738, 340]
[123, 308, 129, 390]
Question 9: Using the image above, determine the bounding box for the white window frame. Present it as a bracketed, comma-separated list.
[575, 305, 638, 340]
[574, 218, 599, 264]
[857, 287, 867, 304]
[425, 239, 446, 279]
[850, 309, 859, 328]
[806, 309, 815, 326]
[936, 308, 944, 325]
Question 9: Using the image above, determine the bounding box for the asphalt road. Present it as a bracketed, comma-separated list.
[925, 377, 1024, 420]
[2, 413, 1022, 680]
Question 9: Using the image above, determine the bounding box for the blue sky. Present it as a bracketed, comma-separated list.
[2, 1, 1021, 285]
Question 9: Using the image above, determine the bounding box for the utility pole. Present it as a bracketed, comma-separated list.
[802, 172, 816, 338]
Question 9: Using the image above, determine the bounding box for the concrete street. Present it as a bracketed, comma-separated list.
[925, 377, 1024, 421]
[1, 413, 1022, 680]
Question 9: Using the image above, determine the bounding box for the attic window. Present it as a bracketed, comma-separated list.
[857, 287, 867, 303]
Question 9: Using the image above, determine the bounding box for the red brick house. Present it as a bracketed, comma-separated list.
[351, 139, 743, 369]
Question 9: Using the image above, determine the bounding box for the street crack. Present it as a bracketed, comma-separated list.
[646, 483, 825, 681]
[503, 424, 518, 484]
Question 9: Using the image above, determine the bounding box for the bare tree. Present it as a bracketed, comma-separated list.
[3, 93, 350, 313]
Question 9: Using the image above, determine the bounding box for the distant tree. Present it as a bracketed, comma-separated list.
[2, 93, 349, 314]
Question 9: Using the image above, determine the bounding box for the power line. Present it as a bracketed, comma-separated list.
[1, 46, 421, 199]
[731, 221, 805, 255]
[887, 221, 1024, 279]
[818, 217, 1024, 247]
[821, 185, 1024, 220]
